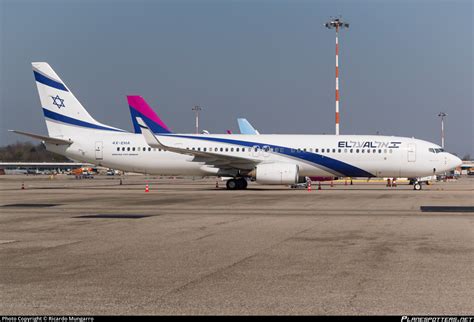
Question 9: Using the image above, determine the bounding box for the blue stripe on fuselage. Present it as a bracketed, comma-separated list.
[163, 134, 375, 177]
[34, 71, 68, 92]
[43, 108, 124, 132]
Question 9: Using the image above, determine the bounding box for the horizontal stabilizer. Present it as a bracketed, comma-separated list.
[9, 130, 73, 145]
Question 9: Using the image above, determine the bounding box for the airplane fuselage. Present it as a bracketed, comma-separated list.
[45, 130, 457, 178]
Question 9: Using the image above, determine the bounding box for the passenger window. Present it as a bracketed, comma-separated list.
[127, 147, 130, 151]
[378, 149, 382, 153]
[137, 147, 141, 151]
[344, 149, 348, 153]
[384, 149, 387, 153]
[356, 149, 359, 153]
[203, 147, 207, 152]
[117, 147, 120, 151]
[132, 147, 136, 151]
[389, 149, 393, 153]
[192, 147, 195, 150]
[367, 149, 370, 153]
[236, 148, 239, 152]
[225, 148, 229, 152]
[303, 148, 307, 152]
[220, 147, 223, 152]
[315, 148, 319, 153]
[373, 149, 376, 153]
[338, 149, 341, 153]
[361, 149, 365, 153]
[230, 148, 234, 152]
[122, 147, 125, 151]
[332, 149, 336, 153]
[197, 147, 201, 151]
[350, 149, 353, 153]
[321, 149, 325, 153]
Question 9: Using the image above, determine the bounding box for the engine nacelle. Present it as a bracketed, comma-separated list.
[251, 163, 299, 185]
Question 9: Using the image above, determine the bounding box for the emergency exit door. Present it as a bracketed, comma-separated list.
[407, 143, 416, 162]
[95, 141, 103, 160]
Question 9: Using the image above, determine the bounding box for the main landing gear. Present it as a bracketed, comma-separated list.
[413, 181, 422, 191]
[226, 178, 248, 190]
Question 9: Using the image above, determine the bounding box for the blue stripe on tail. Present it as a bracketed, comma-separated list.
[34, 71, 68, 92]
[43, 108, 124, 132]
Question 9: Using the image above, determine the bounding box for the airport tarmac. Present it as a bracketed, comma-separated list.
[0, 175, 473, 315]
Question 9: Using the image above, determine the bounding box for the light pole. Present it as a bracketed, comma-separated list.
[438, 112, 447, 148]
[192, 106, 202, 134]
[325, 16, 349, 135]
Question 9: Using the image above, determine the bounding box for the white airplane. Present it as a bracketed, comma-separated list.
[11, 62, 461, 190]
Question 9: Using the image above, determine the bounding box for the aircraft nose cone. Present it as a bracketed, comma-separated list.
[449, 154, 462, 170]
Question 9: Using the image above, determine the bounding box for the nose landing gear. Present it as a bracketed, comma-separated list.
[226, 178, 248, 190]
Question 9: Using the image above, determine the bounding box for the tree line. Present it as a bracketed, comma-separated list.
[0, 142, 70, 162]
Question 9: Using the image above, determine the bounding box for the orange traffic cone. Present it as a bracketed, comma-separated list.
[386, 178, 391, 187]
[307, 181, 312, 192]
[318, 182, 322, 190]
[215, 180, 219, 188]
[145, 184, 149, 192]
[21, 182, 25, 190]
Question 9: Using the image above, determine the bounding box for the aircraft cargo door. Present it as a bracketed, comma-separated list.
[407, 143, 416, 162]
[95, 141, 103, 160]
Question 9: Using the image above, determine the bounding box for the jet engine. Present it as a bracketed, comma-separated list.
[250, 163, 299, 185]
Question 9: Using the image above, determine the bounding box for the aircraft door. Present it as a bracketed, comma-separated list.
[407, 143, 416, 162]
[95, 141, 103, 160]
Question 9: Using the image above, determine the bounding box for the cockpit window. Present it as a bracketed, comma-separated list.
[429, 148, 445, 154]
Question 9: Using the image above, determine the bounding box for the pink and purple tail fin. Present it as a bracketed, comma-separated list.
[127, 96, 171, 134]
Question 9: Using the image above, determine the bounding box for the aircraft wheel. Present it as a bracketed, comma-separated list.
[226, 179, 237, 190]
[413, 182, 422, 191]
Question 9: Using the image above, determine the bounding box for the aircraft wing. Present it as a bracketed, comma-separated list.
[137, 117, 258, 170]
[9, 130, 73, 145]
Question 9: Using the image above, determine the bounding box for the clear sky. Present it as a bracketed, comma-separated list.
[1, 0, 472, 157]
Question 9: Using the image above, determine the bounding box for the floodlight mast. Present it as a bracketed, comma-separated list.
[192, 106, 202, 134]
[438, 112, 447, 148]
[325, 16, 349, 135]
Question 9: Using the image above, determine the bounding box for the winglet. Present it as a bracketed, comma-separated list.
[127, 96, 172, 134]
[136, 117, 166, 149]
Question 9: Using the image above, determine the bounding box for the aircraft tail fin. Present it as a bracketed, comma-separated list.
[237, 118, 259, 135]
[32, 62, 124, 138]
[127, 96, 172, 134]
